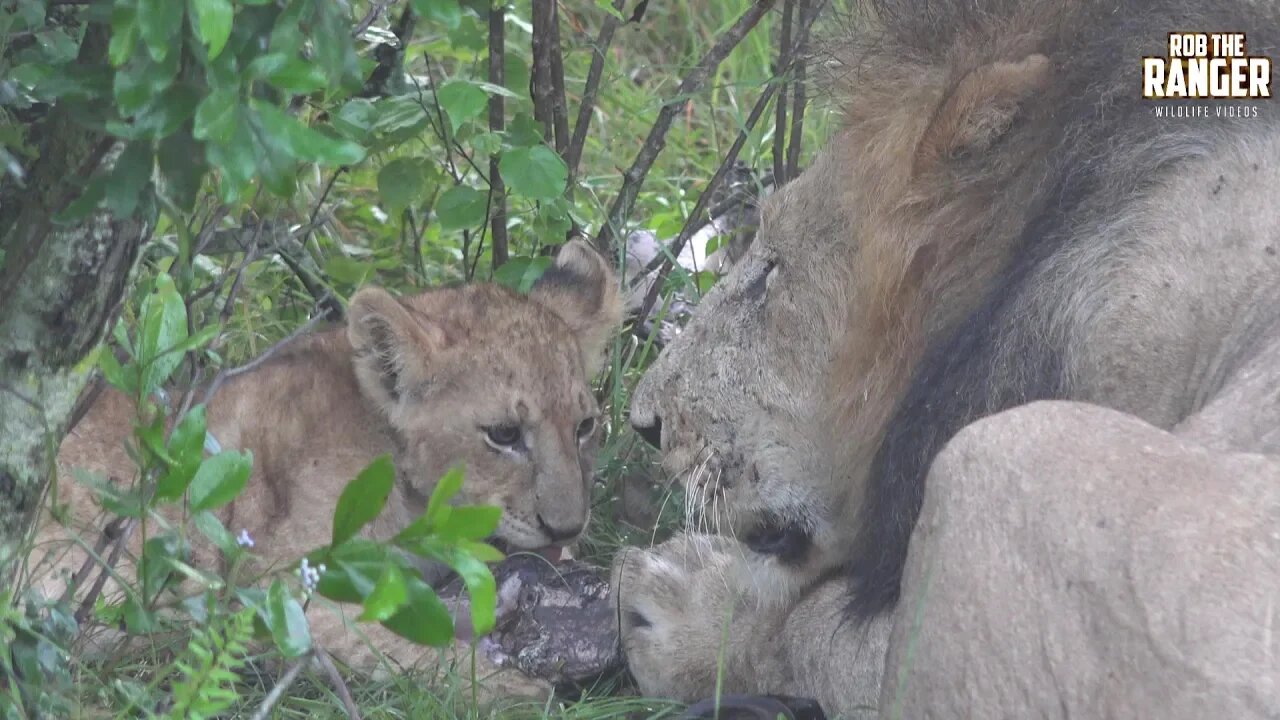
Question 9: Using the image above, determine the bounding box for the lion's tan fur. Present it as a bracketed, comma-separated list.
[25, 240, 621, 699]
[618, 0, 1280, 714]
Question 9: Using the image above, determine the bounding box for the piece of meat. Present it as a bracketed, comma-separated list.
[441, 554, 623, 688]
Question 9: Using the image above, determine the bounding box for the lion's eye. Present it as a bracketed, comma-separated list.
[744, 259, 777, 301]
[576, 417, 596, 440]
[484, 425, 522, 448]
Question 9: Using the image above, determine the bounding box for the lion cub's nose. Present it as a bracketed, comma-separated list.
[537, 513, 584, 544]
[631, 411, 662, 449]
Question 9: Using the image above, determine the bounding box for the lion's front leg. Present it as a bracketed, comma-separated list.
[612, 532, 891, 716]
[610, 532, 795, 701]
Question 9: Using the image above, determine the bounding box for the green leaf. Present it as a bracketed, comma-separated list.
[435, 505, 502, 543]
[411, 0, 461, 29]
[437, 80, 488, 133]
[438, 546, 497, 637]
[158, 130, 207, 214]
[141, 534, 184, 599]
[357, 563, 408, 622]
[190, 0, 233, 59]
[308, 0, 364, 92]
[188, 450, 252, 511]
[314, 539, 388, 603]
[322, 256, 374, 286]
[458, 539, 505, 564]
[595, 0, 626, 20]
[380, 575, 453, 646]
[500, 145, 567, 200]
[426, 464, 465, 526]
[251, 102, 366, 165]
[137, 0, 184, 63]
[192, 87, 240, 144]
[493, 256, 553, 294]
[264, 580, 312, 658]
[98, 345, 133, 395]
[137, 274, 188, 394]
[206, 120, 258, 200]
[192, 511, 240, 558]
[133, 83, 202, 139]
[53, 175, 107, 224]
[113, 52, 180, 117]
[333, 98, 376, 141]
[435, 185, 486, 230]
[331, 455, 395, 547]
[504, 112, 545, 148]
[121, 597, 155, 633]
[377, 158, 426, 215]
[154, 405, 207, 502]
[249, 53, 329, 94]
[104, 141, 153, 218]
[243, 112, 297, 198]
[109, 2, 139, 67]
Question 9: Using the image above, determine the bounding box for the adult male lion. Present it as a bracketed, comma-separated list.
[615, 1, 1280, 716]
[26, 239, 621, 698]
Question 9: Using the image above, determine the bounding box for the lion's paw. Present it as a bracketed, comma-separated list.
[610, 533, 750, 701]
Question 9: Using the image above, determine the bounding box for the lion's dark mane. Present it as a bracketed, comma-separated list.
[846, 0, 1280, 619]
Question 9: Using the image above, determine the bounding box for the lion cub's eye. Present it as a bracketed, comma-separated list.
[576, 417, 596, 440]
[484, 424, 522, 449]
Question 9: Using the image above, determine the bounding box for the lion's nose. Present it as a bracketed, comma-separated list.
[631, 411, 662, 449]
[537, 514, 584, 544]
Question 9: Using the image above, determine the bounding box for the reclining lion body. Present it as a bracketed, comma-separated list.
[616, 0, 1280, 715]
[25, 239, 621, 698]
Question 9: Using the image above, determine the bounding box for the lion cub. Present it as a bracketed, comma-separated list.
[30, 239, 622, 693]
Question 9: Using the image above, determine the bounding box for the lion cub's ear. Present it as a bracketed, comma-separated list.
[347, 286, 444, 414]
[913, 53, 1051, 174]
[529, 238, 624, 377]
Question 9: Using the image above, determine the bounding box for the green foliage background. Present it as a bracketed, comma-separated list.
[0, 0, 843, 716]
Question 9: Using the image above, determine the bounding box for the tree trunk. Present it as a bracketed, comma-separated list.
[0, 25, 150, 584]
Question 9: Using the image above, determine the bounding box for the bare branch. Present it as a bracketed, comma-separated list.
[566, 0, 627, 185]
[786, 0, 814, 178]
[591, 0, 778, 255]
[546, 3, 571, 159]
[530, 1, 557, 145]
[634, 2, 824, 322]
[315, 645, 363, 720]
[249, 652, 311, 720]
[352, 0, 398, 38]
[74, 514, 136, 623]
[489, 4, 509, 271]
[773, 0, 794, 185]
[200, 310, 329, 405]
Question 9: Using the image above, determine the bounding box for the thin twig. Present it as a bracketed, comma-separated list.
[58, 515, 131, 607]
[200, 311, 329, 405]
[314, 645, 362, 720]
[249, 652, 311, 720]
[773, 0, 794, 185]
[489, 4, 508, 271]
[634, 3, 824, 322]
[74, 515, 136, 623]
[591, 0, 778, 255]
[566, 0, 626, 184]
[352, 0, 397, 38]
[546, 2, 571, 159]
[530, 0, 557, 145]
[786, 0, 813, 178]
